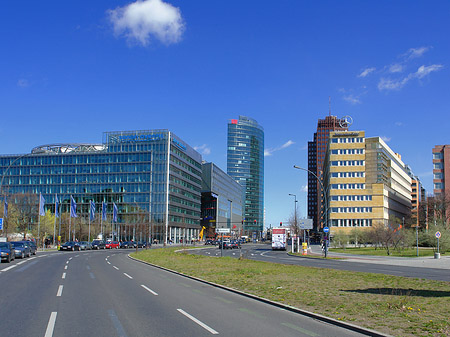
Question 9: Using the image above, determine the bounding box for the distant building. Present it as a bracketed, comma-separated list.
[432, 145, 450, 197]
[308, 115, 348, 231]
[201, 162, 243, 239]
[323, 131, 412, 232]
[227, 116, 264, 236]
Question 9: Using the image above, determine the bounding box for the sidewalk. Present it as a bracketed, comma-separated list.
[308, 245, 450, 270]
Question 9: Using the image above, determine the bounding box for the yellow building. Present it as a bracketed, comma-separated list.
[323, 131, 411, 234]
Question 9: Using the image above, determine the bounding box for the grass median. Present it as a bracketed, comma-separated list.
[131, 247, 450, 337]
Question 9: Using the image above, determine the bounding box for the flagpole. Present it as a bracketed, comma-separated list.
[101, 204, 103, 240]
[53, 194, 57, 247]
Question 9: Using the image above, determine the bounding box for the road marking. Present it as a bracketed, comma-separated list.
[86, 265, 91, 270]
[62, 273, 66, 279]
[29, 257, 36, 260]
[141, 285, 158, 296]
[90, 272, 95, 279]
[66, 261, 69, 264]
[177, 309, 218, 334]
[57, 285, 63, 297]
[64, 266, 68, 270]
[17, 260, 38, 272]
[75, 255, 79, 257]
[44, 312, 57, 337]
[123, 273, 133, 279]
[107, 261, 111, 265]
[281, 322, 319, 336]
[17, 260, 26, 265]
[107, 256, 110, 258]
[108, 309, 128, 337]
[105, 258, 108, 261]
[69, 257, 73, 260]
[113, 266, 119, 270]
[2, 265, 17, 272]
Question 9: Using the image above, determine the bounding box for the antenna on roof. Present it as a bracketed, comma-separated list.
[329, 96, 331, 116]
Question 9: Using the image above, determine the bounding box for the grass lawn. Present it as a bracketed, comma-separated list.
[329, 247, 441, 257]
[131, 248, 450, 337]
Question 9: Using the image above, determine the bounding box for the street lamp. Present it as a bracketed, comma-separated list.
[293, 165, 329, 258]
[288, 193, 297, 253]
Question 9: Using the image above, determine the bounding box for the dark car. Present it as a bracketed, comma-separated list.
[204, 240, 214, 245]
[61, 241, 80, 251]
[91, 240, 106, 250]
[0, 242, 16, 263]
[137, 241, 147, 248]
[11, 241, 31, 258]
[120, 241, 136, 249]
[22, 241, 37, 255]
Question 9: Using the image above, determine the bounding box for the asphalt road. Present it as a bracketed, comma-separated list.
[194, 244, 450, 282]
[0, 248, 371, 337]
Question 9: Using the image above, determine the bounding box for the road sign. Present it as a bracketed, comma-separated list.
[323, 226, 329, 233]
[298, 219, 313, 230]
[436, 231, 441, 239]
[0, 218, 3, 230]
[216, 228, 230, 233]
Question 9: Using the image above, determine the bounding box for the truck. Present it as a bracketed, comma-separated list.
[271, 227, 287, 250]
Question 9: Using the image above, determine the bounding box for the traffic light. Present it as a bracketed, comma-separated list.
[280, 222, 282, 226]
[254, 219, 257, 223]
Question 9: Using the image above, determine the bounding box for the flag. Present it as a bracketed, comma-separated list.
[113, 202, 118, 223]
[55, 194, 59, 218]
[89, 200, 96, 221]
[70, 196, 77, 218]
[4, 198, 8, 218]
[39, 193, 46, 216]
[102, 202, 107, 221]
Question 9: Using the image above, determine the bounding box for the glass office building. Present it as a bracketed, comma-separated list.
[0, 130, 202, 244]
[227, 116, 264, 236]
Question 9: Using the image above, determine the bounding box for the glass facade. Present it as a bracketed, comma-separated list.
[227, 116, 264, 235]
[0, 130, 202, 244]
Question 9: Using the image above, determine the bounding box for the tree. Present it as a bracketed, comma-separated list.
[368, 218, 409, 255]
[7, 193, 38, 239]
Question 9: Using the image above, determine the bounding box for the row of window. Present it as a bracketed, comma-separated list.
[331, 137, 364, 144]
[433, 152, 443, 159]
[331, 149, 364, 155]
[331, 184, 365, 190]
[330, 219, 372, 227]
[434, 182, 444, 190]
[434, 163, 444, 169]
[331, 195, 372, 201]
[434, 172, 444, 179]
[331, 171, 365, 178]
[331, 207, 372, 213]
[331, 160, 364, 166]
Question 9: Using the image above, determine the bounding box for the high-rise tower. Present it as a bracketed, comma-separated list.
[227, 116, 264, 236]
[308, 115, 348, 231]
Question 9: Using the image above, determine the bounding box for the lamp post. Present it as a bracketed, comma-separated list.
[288, 193, 297, 253]
[293, 165, 329, 258]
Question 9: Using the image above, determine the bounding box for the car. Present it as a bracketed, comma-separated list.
[204, 240, 214, 245]
[25, 240, 37, 255]
[11, 241, 31, 258]
[105, 241, 119, 249]
[79, 241, 92, 250]
[91, 240, 106, 250]
[0, 242, 16, 263]
[60, 241, 80, 251]
[230, 240, 240, 249]
[137, 241, 147, 248]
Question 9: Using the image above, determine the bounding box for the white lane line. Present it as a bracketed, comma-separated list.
[141, 285, 158, 296]
[69, 257, 73, 261]
[62, 273, 66, 279]
[75, 255, 79, 257]
[28, 257, 36, 260]
[105, 258, 108, 261]
[44, 312, 57, 337]
[17, 261, 26, 265]
[66, 261, 69, 264]
[123, 273, 133, 279]
[107, 261, 111, 265]
[56, 285, 63, 297]
[177, 309, 219, 335]
[2, 265, 17, 272]
[64, 265, 68, 270]
[113, 266, 119, 270]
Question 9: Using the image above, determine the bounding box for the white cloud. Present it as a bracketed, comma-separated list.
[389, 64, 403, 73]
[301, 185, 308, 192]
[378, 64, 443, 91]
[194, 144, 211, 156]
[415, 64, 443, 79]
[17, 79, 29, 88]
[264, 140, 295, 157]
[404, 46, 430, 60]
[395, 122, 403, 127]
[108, 0, 184, 46]
[381, 136, 391, 142]
[343, 94, 361, 105]
[358, 67, 376, 78]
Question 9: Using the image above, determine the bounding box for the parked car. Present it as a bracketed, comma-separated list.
[25, 241, 37, 255]
[91, 240, 106, 250]
[0, 242, 16, 263]
[137, 241, 147, 248]
[204, 240, 214, 245]
[79, 241, 92, 250]
[120, 241, 136, 249]
[60, 241, 80, 251]
[11, 241, 31, 258]
[105, 241, 120, 249]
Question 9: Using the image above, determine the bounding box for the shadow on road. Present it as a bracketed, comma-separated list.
[342, 288, 450, 297]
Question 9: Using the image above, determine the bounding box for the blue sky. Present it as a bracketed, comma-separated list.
[1, 1, 449, 227]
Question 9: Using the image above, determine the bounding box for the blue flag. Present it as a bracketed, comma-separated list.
[113, 202, 118, 223]
[55, 194, 59, 218]
[89, 200, 96, 221]
[102, 202, 107, 221]
[70, 196, 77, 218]
[4, 198, 7, 218]
[39, 193, 46, 216]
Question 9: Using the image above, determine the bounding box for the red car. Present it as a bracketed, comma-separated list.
[105, 241, 120, 249]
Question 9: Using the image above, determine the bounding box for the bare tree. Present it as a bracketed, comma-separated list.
[8, 193, 38, 239]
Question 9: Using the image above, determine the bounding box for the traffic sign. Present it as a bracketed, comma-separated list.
[323, 226, 329, 233]
[216, 228, 230, 233]
[436, 231, 441, 239]
[298, 219, 313, 230]
[0, 218, 3, 230]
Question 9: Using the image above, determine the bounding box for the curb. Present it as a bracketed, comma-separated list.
[127, 253, 393, 337]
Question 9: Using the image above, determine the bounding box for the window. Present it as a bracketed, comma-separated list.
[434, 182, 444, 189]
[434, 172, 443, 179]
[433, 153, 443, 160]
[434, 163, 443, 169]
